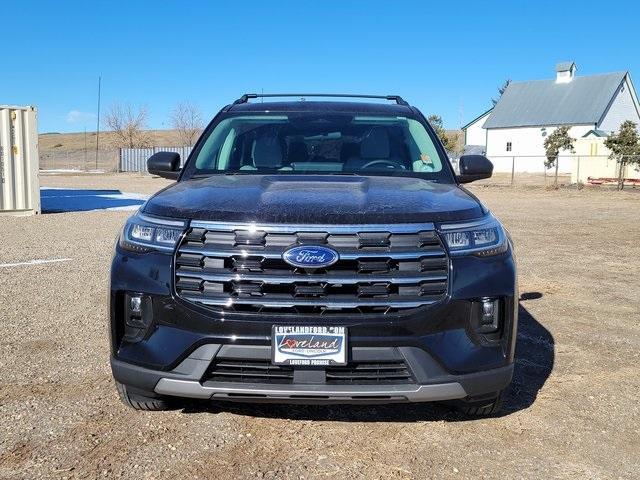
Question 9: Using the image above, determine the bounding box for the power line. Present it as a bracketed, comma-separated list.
[95, 76, 101, 170]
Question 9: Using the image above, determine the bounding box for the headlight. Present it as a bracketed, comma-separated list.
[440, 216, 508, 257]
[119, 213, 186, 253]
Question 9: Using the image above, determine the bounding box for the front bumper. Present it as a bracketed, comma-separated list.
[109, 239, 517, 405]
[111, 344, 514, 404]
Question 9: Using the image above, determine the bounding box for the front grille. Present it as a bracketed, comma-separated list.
[205, 359, 414, 385]
[175, 222, 449, 314]
[325, 361, 413, 385]
[207, 360, 295, 384]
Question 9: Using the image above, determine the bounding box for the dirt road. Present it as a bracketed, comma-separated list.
[1, 175, 638, 479]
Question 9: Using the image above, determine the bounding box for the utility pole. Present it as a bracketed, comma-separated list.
[84, 127, 87, 168]
[95, 76, 101, 170]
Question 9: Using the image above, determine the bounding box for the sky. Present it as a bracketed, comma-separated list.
[4, 0, 640, 133]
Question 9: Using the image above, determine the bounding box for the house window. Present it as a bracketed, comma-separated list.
[506, 142, 512, 152]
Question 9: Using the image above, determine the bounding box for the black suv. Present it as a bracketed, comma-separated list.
[109, 94, 517, 416]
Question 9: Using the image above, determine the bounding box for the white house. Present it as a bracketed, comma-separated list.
[461, 108, 493, 154]
[462, 62, 640, 172]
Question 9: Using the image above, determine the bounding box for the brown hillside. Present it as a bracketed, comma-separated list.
[39, 129, 185, 154]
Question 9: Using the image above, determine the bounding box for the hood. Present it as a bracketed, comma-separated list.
[143, 174, 485, 224]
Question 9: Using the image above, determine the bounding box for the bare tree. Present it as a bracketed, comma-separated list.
[492, 79, 511, 106]
[170, 102, 204, 146]
[104, 103, 152, 148]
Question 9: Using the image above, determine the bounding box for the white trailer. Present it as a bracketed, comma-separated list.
[0, 105, 39, 215]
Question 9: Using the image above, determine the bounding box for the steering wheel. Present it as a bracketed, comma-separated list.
[361, 159, 406, 170]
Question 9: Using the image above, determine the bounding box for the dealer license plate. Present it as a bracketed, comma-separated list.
[272, 325, 347, 366]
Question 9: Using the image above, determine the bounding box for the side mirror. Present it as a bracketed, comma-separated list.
[457, 155, 493, 183]
[147, 152, 181, 180]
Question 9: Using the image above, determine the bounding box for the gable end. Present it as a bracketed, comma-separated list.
[598, 74, 640, 132]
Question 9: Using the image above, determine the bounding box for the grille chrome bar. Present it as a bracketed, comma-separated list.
[179, 292, 441, 309]
[176, 270, 447, 285]
[178, 245, 446, 260]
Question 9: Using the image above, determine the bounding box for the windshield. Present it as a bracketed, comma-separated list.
[182, 112, 453, 181]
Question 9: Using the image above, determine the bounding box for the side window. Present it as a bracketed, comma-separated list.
[405, 118, 442, 173]
[195, 118, 233, 170]
[217, 128, 237, 170]
[506, 141, 512, 152]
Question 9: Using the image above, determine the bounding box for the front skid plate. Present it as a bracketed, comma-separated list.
[154, 378, 467, 402]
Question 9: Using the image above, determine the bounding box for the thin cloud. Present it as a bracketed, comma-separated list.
[66, 110, 96, 124]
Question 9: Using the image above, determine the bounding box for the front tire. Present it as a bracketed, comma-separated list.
[454, 390, 505, 417]
[115, 381, 176, 411]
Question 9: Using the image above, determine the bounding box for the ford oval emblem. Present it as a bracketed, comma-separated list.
[282, 245, 339, 268]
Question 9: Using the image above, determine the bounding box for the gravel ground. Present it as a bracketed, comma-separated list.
[1, 174, 639, 479]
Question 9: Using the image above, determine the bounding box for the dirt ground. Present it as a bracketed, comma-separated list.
[1, 174, 639, 479]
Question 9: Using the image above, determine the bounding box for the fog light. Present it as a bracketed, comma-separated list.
[130, 295, 142, 315]
[479, 298, 500, 332]
[124, 293, 151, 332]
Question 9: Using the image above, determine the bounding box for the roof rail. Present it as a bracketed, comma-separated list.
[232, 93, 410, 106]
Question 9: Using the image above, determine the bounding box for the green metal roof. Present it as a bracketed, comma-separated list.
[461, 107, 493, 130]
[582, 129, 609, 138]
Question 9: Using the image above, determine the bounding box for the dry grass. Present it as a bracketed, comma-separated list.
[39, 129, 186, 153]
[39, 128, 464, 172]
[39, 130, 191, 172]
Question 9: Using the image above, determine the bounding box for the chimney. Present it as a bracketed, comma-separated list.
[556, 62, 577, 83]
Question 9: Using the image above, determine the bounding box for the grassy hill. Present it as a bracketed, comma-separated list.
[39, 128, 465, 172]
[39, 129, 184, 154]
[41, 128, 465, 154]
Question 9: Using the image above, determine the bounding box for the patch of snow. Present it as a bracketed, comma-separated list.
[41, 187, 148, 213]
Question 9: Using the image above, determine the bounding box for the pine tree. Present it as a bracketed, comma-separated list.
[604, 121, 640, 190]
[427, 115, 456, 153]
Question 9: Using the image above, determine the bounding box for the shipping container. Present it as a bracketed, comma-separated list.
[0, 105, 40, 215]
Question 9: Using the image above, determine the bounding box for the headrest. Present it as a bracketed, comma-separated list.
[360, 127, 390, 159]
[340, 142, 359, 161]
[253, 136, 283, 168]
[287, 141, 308, 163]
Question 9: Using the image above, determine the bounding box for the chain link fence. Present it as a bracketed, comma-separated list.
[39, 149, 120, 173]
[39, 148, 640, 189]
[461, 155, 640, 188]
[38, 147, 193, 174]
